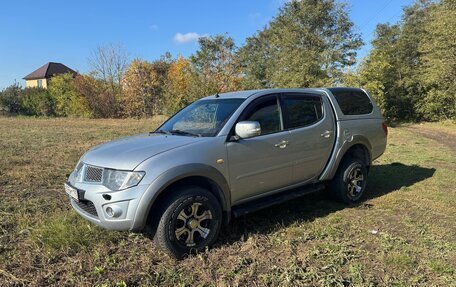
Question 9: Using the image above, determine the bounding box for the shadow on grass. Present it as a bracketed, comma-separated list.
[217, 162, 435, 246]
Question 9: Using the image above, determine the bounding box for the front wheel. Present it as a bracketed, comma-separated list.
[154, 186, 222, 259]
[330, 157, 367, 204]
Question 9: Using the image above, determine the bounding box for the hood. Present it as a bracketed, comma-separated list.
[81, 133, 204, 170]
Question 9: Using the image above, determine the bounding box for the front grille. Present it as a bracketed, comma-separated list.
[74, 199, 98, 217]
[84, 166, 103, 182]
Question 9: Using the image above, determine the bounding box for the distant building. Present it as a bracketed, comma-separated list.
[23, 62, 77, 89]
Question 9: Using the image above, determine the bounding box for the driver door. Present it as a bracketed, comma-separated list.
[226, 94, 293, 204]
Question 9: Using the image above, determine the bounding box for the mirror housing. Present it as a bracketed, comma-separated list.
[235, 121, 261, 139]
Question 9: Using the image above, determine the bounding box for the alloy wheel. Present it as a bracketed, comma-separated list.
[174, 202, 213, 247]
[347, 165, 364, 198]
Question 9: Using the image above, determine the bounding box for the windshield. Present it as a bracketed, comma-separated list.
[157, 99, 244, 137]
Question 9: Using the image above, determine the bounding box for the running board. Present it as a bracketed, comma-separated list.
[232, 183, 326, 218]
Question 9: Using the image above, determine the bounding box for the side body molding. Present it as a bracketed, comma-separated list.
[131, 163, 231, 230]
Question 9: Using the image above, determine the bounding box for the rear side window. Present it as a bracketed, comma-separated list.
[281, 94, 323, 129]
[330, 89, 373, 115]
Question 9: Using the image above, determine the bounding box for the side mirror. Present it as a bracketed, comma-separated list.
[235, 121, 261, 139]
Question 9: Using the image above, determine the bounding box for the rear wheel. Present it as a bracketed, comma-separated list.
[330, 157, 367, 204]
[154, 186, 222, 259]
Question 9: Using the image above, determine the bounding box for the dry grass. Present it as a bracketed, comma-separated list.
[0, 116, 455, 286]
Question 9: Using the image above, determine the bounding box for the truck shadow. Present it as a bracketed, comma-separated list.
[216, 162, 435, 246]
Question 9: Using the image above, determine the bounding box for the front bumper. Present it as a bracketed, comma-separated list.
[66, 182, 149, 231]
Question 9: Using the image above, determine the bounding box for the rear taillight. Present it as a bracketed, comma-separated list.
[382, 122, 388, 136]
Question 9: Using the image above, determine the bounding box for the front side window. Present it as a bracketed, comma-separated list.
[243, 96, 281, 136]
[37, 79, 42, 88]
[282, 94, 323, 129]
[158, 99, 244, 137]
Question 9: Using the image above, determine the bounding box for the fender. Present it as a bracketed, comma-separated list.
[319, 134, 372, 181]
[131, 163, 231, 230]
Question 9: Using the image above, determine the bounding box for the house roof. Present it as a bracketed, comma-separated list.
[23, 62, 77, 80]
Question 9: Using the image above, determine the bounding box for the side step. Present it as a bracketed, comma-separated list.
[232, 183, 326, 218]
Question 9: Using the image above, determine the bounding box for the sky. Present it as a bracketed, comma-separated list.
[0, 0, 415, 89]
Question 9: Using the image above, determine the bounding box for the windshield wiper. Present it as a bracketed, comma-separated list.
[151, 129, 171, 135]
[169, 129, 202, 137]
[151, 129, 201, 137]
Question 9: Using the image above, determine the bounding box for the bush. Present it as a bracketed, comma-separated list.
[418, 89, 456, 121]
[0, 83, 23, 114]
[21, 87, 55, 116]
[74, 75, 117, 118]
[48, 73, 92, 117]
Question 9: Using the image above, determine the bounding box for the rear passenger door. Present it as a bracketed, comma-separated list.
[280, 93, 335, 184]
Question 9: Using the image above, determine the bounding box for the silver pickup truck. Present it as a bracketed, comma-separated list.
[65, 88, 387, 258]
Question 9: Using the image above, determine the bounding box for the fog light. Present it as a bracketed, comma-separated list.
[106, 207, 114, 217]
[105, 205, 122, 218]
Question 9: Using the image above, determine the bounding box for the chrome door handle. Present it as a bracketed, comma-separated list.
[274, 140, 289, 148]
[321, 130, 333, 138]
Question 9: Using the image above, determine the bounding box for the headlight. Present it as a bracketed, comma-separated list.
[68, 161, 84, 185]
[102, 169, 145, 191]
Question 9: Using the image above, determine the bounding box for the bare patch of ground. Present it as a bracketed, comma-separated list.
[406, 126, 456, 153]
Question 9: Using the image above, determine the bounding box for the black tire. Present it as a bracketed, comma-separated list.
[330, 157, 367, 204]
[154, 186, 222, 259]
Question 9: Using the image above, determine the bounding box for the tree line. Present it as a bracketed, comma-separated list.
[0, 0, 454, 121]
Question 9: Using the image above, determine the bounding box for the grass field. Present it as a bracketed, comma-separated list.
[0, 117, 455, 286]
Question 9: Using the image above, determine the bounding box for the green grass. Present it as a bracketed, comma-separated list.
[0, 117, 455, 286]
[30, 212, 119, 254]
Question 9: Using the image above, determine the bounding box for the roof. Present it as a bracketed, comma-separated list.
[327, 87, 364, 94]
[23, 62, 77, 80]
[202, 88, 330, 100]
[201, 89, 272, 100]
[202, 87, 369, 100]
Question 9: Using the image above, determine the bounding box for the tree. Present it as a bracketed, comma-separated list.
[358, 24, 402, 120]
[74, 75, 116, 118]
[359, 0, 433, 121]
[239, 0, 363, 88]
[190, 34, 243, 94]
[122, 59, 159, 117]
[418, 0, 456, 120]
[395, 0, 432, 120]
[88, 43, 130, 115]
[163, 56, 199, 115]
[89, 43, 129, 86]
[148, 53, 174, 115]
[238, 30, 272, 89]
[48, 73, 91, 117]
